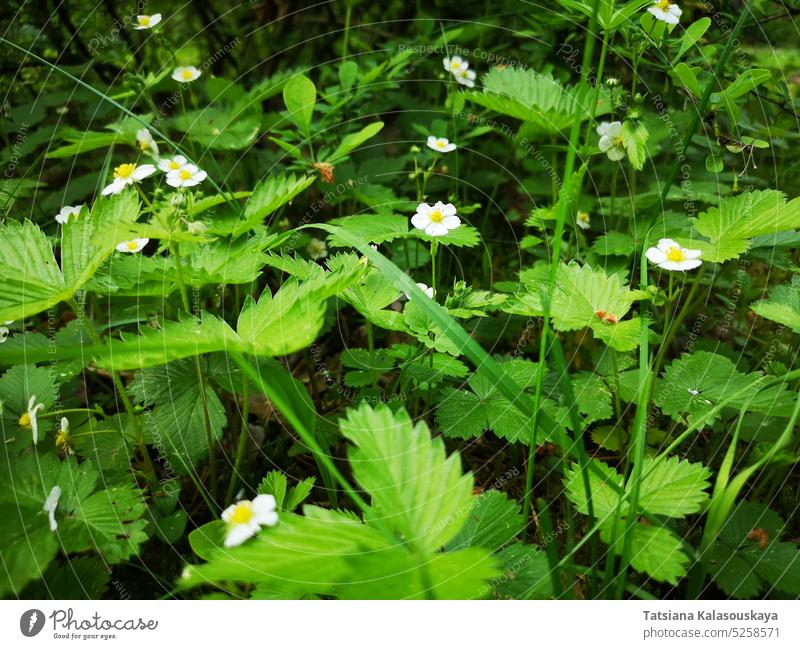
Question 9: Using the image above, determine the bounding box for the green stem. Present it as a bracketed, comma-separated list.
[522, 0, 602, 526]
[225, 376, 251, 504]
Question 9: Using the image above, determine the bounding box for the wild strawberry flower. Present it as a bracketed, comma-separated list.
[647, 0, 682, 25]
[116, 238, 149, 254]
[55, 204, 83, 224]
[645, 238, 702, 271]
[405, 282, 434, 300]
[427, 136, 456, 153]
[158, 154, 189, 173]
[166, 163, 207, 188]
[605, 76, 620, 87]
[56, 417, 74, 455]
[172, 66, 201, 83]
[19, 395, 44, 445]
[576, 211, 591, 230]
[307, 237, 328, 260]
[221, 494, 279, 547]
[43, 485, 61, 532]
[412, 201, 461, 237]
[136, 128, 159, 157]
[454, 67, 477, 88]
[597, 121, 626, 161]
[443, 56, 467, 74]
[0, 326, 8, 343]
[101, 162, 156, 195]
[134, 13, 161, 30]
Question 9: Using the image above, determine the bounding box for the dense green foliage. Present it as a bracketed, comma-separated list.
[1, 0, 799, 600]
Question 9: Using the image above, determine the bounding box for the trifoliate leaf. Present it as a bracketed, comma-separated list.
[446, 490, 524, 552]
[637, 456, 711, 518]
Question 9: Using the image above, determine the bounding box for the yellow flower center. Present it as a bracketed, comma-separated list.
[168, 160, 181, 170]
[436, 139, 447, 149]
[114, 163, 136, 179]
[19, 412, 31, 428]
[666, 246, 686, 262]
[614, 136, 624, 147]
[126, 241, 140, 251]
[178, 169, 192, 180]
[229, 502, 254, 525]
[429, 210, 444, 223]
[656, 0, 670, 10]
[138, 16, 150, 26]
[181, 69, 194, 80]
[138, 140, 150, 151]
[578, 212, 589, 222]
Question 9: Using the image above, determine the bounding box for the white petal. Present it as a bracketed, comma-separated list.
[252, 511, 279, 527]
[425, 222, 449, 237]
[411, 213, 431, 230]
[645, 247, 667, 264]
[607, 122, 622, 137]
[133, 164, 156, 180]
[194, 169, 208, 182]
[598, 136, 613, 152]
[683, 248, 702, 260]
[440, 202, 457, 216]
[669, 5, 682, 17]
[224, 523, 257, 547]
[442, 215, 461, 229]
[596, 122, 611, 137]
[416, 202, 432, 214]
[606, 147, 626, 161]
[656, 238, 680, 252]
[251, 494, 277, 514]
[102, 180, 124, 195]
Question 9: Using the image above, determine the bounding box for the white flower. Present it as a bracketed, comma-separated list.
[19, 395, 44, 445]
[647, 0, 682, 25]
[165, 163, 207, 188]
[426, 136, 456, 153]
[307, 238, 328, 260]
[411, 201, 461, 237]
[443, 56, 467, 73]
[576, 211, 591, 230]
[688, 388, 700, 396]
[43, 485, 61, 532]
[134, 13, 162, 30]
[454, 67, 477, 88]
[605, 76, 620, 87]
[405, 282, 434, 300]
[172, 66, 201, 83]
[645, 238, 702, 271]
[0, 326, 8, 343]
[158, 154, 189, 173]
[115, 238, 149, 253]
[597, 121, 626, 161]
[221, 494, 279, 547]
[55, 204, 83, 224]
[101, 163, 156, 195]
[136, 128, 159, 157]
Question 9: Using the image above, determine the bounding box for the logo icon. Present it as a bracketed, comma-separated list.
[20, 609, 45, 637]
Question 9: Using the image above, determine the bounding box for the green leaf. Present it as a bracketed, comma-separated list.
[550, 262, 642, 351]
[339, 403, 474, 553]
[234, 174, 315, 237]
[446, 490, 524, 552]
[283, 74, 316, 137]
[563, 460, 623, 519]
[671, 63, 702, 98]
[62, 486, 149, 563]
[327, 213, 409, 247]
[61, 192, 141, 291]
[692, 190, 800, 249]
[637, 456, 711, 518]
[0, 220, 65, 322]
[131, 360, 227, 472]
[751, 283, 800, 333]
[94, 312, 240, 371]
[0, 503, 58, 597]
[675, 17, 711, 61]
[463, 67, 611, 134]
[330, 121, 384, 162]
